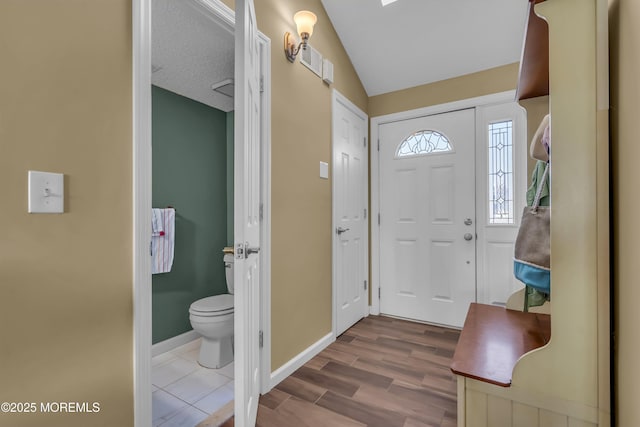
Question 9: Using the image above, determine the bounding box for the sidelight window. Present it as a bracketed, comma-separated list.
[488, 120, 514, 224]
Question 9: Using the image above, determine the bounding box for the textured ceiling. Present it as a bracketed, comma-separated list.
[152, 0, 234, 112]
[320, 0, 529, 96]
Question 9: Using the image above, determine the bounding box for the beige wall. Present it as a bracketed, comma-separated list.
[609, 0, 640, 424]
[0, 1, 133, 426]
[253, 0, 368, 370]
[368, 62, 519, 118]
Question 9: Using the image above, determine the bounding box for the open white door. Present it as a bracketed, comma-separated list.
[234, 0, 261, 425]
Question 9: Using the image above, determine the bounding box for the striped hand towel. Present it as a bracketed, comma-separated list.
[151, 208, 175, 274]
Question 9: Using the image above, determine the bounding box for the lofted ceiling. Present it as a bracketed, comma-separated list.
[152, 0, 529, 110]
[320, 0, 529, 96]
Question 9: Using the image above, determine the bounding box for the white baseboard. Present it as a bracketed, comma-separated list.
[152, 330, 200, 357]
[269, 332, 334, 389]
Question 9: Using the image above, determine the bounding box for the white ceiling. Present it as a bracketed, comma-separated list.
[151, 0, 529, 109]
[320, 0, 529, 96]
[152, 0, 234, 112]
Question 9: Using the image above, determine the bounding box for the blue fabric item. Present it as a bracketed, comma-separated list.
[514, 261, 550, 293]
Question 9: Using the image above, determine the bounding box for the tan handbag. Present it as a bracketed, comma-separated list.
[513, 162, 550, 293]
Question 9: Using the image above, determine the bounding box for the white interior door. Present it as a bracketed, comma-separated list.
[234, 0, 261, 425]
[379, 108, 476, 328]
[332, 91, 369, 336]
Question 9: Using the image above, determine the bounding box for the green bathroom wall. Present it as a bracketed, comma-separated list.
[152, 85, 228, 344]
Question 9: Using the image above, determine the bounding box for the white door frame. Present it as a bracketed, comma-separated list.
[331, 89, 369, 337]
[370, 90, 516, 316]
[132, 1, 272, 426]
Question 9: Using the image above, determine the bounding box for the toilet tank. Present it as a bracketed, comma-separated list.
[223, 253, 234, 294]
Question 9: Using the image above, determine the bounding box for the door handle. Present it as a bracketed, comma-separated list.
[246, 241, 260, 257]
[336, 227, 350, 235]
[237, 242, 260, 259]
[464, 233, 473, 241]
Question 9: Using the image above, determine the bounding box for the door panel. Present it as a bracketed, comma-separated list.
[333, 93, 368, 336]
[234, 0, 260, 425]
[379, 108, 476, 328]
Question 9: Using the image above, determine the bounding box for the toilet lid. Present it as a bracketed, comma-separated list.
[190, 294, 234, 314]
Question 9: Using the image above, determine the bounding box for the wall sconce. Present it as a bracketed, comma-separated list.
[284, 11, 317, 63]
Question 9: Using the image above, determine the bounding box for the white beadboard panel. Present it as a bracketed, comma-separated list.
[513, 402, 539, 427]
[458, 380, 601, 427]
[539, 409, 569, 427]
[465, 378, 600, 424]
[487, 395, 512, 426]
[457, 377, 466, 427]
[568, 419, 597, 427]
[466, 389, 488, 427]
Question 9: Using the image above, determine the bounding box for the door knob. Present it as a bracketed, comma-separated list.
[336, 227, 350, 235]
[246, 245, 260, 255]
[237, 242, 260, 259]
[464, 218, 473, 226]
[464, 233, 473, 241]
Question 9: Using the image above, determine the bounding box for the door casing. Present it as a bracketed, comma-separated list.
[132, 1, 273, 425]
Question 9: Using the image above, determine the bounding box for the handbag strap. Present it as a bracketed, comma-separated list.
[532, 162, 550, 210]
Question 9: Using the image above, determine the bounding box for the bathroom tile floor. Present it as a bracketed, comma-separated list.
[152, 338, 235, 427]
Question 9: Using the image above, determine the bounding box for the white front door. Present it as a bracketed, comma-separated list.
[234, 0, 261, 425]
[332, 91, 369, 336]
[379, 108, 476, 328]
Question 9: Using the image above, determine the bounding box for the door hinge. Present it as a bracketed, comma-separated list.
[363, 137, 367, 147]
[260, 76, 264, 93]
[378, 213, 380, 225]
[378, 287, 381, 299]
[364, 208, 367, 219]
[377, 139, 380, 151]
[364, 280, 367, 290]
[259, 203, 264, 221]
[259, 330, 263, 348]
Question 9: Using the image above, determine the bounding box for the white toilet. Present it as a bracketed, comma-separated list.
[189, 253, 235, 368]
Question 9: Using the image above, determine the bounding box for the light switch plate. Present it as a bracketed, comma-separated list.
[28, 170, 64, 213]
[319, 161, 329, 179]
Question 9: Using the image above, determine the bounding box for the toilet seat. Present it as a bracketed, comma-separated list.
[189, 294, 234, 317]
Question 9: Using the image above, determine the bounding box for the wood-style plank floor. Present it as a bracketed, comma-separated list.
[255, 315, 460, 427]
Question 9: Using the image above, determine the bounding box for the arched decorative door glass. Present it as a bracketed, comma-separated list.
[396, 130, 453, 158]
